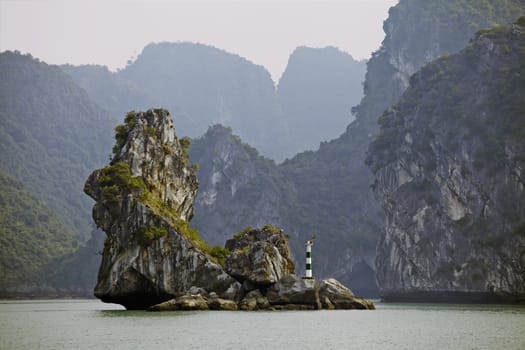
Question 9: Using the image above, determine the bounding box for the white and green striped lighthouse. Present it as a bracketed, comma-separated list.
[305, 239, 314, 278]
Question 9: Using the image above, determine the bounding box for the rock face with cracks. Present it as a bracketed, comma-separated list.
[149, 226, 375, 311]
[225, 226, 295, 286]
[366, 22, 525, 303]
[85, 109, 240, 309]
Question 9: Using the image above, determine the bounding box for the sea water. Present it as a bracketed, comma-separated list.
[0, 299, 524, 350]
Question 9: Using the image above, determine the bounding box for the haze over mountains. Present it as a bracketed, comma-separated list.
[1, 0, 524, 301]
[63, 43, 366, 161]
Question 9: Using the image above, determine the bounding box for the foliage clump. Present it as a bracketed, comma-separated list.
[135, 226, 168, 246]
[261, 224, 282, 235]
[97, 162, 145, 203]
[179, 137, 191, 163]
[207, 245, 230, 267]
[173, 219, 229, 266]
[234, 226, 253, 239]
[112, 111, 136, 154]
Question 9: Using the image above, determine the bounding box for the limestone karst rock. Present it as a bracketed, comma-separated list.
[265, 274, 321, 310]
[366, 20, 525, 302]
[84, 109, 240, 309]
[86, 109, 374, 310]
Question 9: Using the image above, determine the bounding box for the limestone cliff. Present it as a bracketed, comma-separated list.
[190, 125, 293, 247]
[84, 109, 240, 309]
[367, 20, 525, 302]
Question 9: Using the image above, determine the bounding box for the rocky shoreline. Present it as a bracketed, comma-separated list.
[148, 277, 374, 311]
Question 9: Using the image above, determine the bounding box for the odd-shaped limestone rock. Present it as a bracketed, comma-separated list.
[266, 274, 321, 309]
[319, 278, 375, 310]
[85, 109, 240, 309]
[225, 226, 295, 286]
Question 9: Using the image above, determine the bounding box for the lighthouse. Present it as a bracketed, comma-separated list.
[305, 239, 314, 279]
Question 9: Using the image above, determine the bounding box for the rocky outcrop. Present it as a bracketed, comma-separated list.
[225, 226, 295, 286]
[238, 289, 270, 311]
[146, 225, 374, 311]
[85, 109, 240, 309]
[266, 274, 320, 310]
[319, 279, 375, 310]
[86, 109, 374, 310]
[367, 20, 525, 302]
[149, 294, 209, 311]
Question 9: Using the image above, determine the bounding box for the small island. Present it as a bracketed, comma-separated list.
[84, 109, 374, 311]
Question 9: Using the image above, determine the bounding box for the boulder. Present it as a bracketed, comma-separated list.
[320, 295, 335, 310]
[148, 294, 209, 311]
[319, 278, 375, 310]
[239, 289, 270, 311]
[208, 295, 238, 311]
[266, 274, 320, 309]
[225, 226, 295, 286]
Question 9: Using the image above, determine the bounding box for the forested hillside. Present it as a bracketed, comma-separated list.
[0, 52, 114, 296]
[0, 51, 114, 242]
[0, 172, 74, 293]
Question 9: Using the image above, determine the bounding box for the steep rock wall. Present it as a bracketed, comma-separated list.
[367, 21, 525, 302]
[85, 109, 239, 309]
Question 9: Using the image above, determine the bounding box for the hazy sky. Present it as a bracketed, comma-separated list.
[0, 0, 398, 81]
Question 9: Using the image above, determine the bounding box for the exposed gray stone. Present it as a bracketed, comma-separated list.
[266, 274, 320, 309]
[319, 278, 375, 310]
[148, 294, 208, 311]
[225, 226, 295, 286]
[366, 23, 525, 302]
[85, 109, 239, 309]
[208, 296, 238, 311]
[187, 286, 209, 298]
[238, 289, 270, 311]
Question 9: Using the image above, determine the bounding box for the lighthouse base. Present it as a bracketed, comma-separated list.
[301, 277, 316, 289]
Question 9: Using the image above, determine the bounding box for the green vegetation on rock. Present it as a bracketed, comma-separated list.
[102, 110, 225, 267]
[135, 226, 168, 246]
[99, 162, 144, 189]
